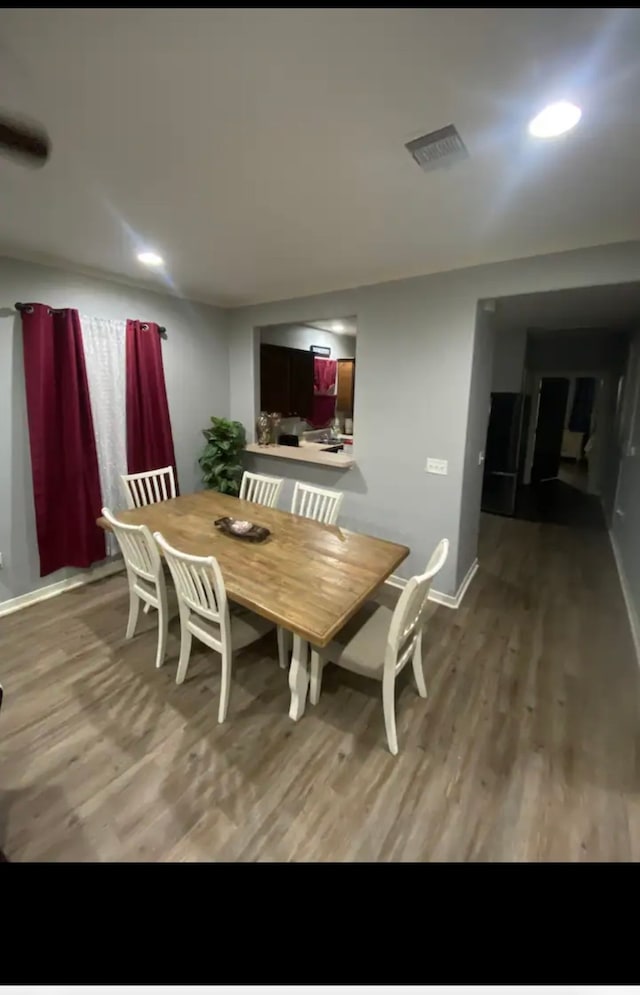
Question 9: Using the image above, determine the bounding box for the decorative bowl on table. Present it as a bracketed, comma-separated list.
[214, 517, 271, 543]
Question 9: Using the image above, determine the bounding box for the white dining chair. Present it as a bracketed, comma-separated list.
[239, 470, 284, 508]
[309, 538, 449, 755]
[153, 532, 274, 723]
[121, 465, 176, 509]
[276, 481, 345, 670]
[101, 507, 169, 670]
[291, 481, 344, 525]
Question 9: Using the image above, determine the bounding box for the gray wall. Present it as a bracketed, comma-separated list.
[598, 357, 631, 521]
[492, 326, 526, 392]
[260, 322, 355, 359]
[610, 329, 640, 627]
[458, 304, 495, 586]
[231, 274, 477, 597]
[229, 240, 640, 598]
[0, 255, 228, 604]
[5, 240, 640, 606]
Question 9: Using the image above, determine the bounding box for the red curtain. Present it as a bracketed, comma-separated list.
[309, 396, 337, 429]
[21, 304, 106, 576]
[126, 320, 178, 485]
[309, 356, 338, 427]
[313, 357, 337, 394]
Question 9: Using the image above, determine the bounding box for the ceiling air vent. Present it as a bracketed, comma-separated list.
[405, 124, 469, 172]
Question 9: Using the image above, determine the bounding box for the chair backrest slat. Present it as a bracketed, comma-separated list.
[121, 466, 176, 509]
[291, 481, 343, 525]
[154, 532, 229, 637]
[239, 471, 284, 509]
[102, 506, 161, 582]
[386, 539, 449, 674]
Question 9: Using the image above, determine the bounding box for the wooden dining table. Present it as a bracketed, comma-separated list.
[97, 491, 409, 721]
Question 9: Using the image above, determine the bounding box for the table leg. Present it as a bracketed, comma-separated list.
[288, 633, 309, 721]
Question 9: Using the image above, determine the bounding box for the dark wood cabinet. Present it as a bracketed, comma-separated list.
[260, 343, 314, 418]
[336, 359, 355, 416]
[260, 344, 291, 413]
[288, 347, 314, 419]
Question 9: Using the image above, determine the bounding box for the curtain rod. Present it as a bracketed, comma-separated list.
[14, 303, 167, 337]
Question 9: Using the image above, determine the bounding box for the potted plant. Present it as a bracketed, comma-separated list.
[198, 417, 247, 495]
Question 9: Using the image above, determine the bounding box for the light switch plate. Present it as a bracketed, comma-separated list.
[426, 458, 448, 475]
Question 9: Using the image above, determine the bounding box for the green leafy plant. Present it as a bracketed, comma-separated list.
[199, 417, 247, 495]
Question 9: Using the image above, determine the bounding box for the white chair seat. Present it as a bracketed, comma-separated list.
[189, 608, 274, 655]
[231, 609, 274, 650]
[132, 575, 159, 602]
[154, 531, 275, 722]
[322, 601, 392, 678]
[101, 506, 169, 671]
[309, 538, 450, 754]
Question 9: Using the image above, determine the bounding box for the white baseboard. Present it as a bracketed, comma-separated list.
[3, 551, 483, 620]
[0, 558, 125, 619]
[387, 558, 478, 610]
[609, 531, 640, 666]
[385, 574, 406, 591]
[454, 558, 479, 606]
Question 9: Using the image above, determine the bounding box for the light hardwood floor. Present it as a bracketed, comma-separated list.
[1, 513, 638, 861]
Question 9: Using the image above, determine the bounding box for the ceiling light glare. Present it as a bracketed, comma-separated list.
[528, 101, 582, 139]
[137, 250, 164, 267]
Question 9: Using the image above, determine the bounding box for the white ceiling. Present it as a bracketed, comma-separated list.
[305, 317, 357, 337]
[1, 8, 640, 306]
[494, 281, 640, 333]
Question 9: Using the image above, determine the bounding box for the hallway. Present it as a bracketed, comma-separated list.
[514, 477, 605, 530]
[0, 513, 638, 861]
[558, 457, 590, 494]
[474, 513, 639, 861]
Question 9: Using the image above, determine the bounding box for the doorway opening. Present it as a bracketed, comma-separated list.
[517, 373, 602, 528]
[479, 282, 635, 533]
[530, 374, 596, 487]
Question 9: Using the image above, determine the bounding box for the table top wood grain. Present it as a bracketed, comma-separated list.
[97, 491, 409, 646]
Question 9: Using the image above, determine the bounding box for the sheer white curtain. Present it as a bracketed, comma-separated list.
[80, 315, 127, 556]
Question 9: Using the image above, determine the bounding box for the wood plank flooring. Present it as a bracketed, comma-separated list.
[1, 513, 638, 861]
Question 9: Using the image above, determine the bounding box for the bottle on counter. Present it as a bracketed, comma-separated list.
[256, 412, 271, 446]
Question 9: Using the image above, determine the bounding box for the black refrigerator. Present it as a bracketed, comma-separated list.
[481, 392, 527, 517]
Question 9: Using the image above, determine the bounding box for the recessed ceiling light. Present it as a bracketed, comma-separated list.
[137, 250, 164, 267]
[528, 101, 582, 139]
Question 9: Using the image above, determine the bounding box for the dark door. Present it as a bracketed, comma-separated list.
[289, 348, 314, 418]
[531, 377, 570, 483]
[481, 392, 524, 516]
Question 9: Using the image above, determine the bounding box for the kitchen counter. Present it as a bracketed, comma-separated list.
[245, 441, 355, 469]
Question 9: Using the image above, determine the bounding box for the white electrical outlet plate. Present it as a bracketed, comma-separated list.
[0, 552, 3, 568]
[426, 458, 448, 475]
